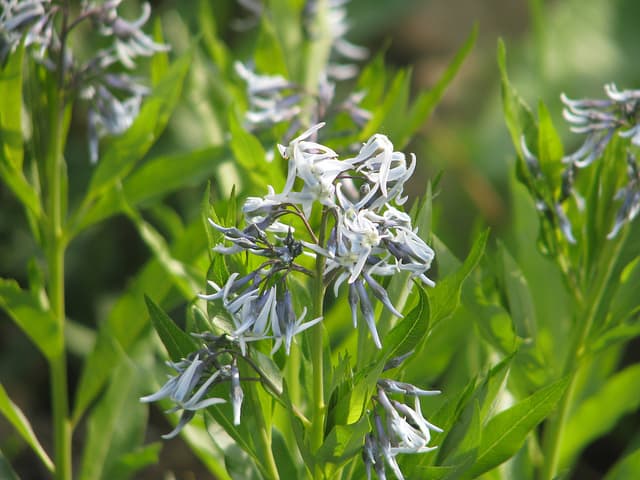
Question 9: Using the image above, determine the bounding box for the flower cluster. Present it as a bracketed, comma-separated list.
[205, 123, 434, 351]
[142, 123, 436, 444]
[363, 364, 442, 480]
[140, 334, 245, 439]
[522, 83, 640, 242]
[0, 0, 168, 162]
[234, 0, 370, 135]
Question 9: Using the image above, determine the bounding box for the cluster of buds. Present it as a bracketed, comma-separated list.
[363, 355, 442, 480]
[522, 83, 640, 242]
[0, 0, 168, 162]
[140, 334, 245, 438]
[234, 0, 370, 135]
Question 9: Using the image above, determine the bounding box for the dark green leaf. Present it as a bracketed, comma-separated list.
[106, 443, 162, 480]
[145, 296, 197, 361]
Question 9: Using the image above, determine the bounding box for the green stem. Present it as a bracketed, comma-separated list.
[302, 0, 332, 123]
[310, 211, 328, 477]
[540, 229, 629, 480]
[47, 6, 71, 478]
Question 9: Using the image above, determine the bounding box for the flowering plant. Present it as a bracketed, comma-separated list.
[1, 1, 640, 480]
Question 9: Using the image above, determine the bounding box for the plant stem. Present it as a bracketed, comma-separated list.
[540, 229, 629, 480]
[310, 210, 328, 477]
[47, 6, 71, 478]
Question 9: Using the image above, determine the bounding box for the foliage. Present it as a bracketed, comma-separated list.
[1, 1, 639, 480]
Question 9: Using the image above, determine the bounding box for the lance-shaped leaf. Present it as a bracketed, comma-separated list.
[0, 279, 61, 360]
[0, 383, 54, 473]
[560, 364, 640, 470]
[145, 296, 198, 362]
[469, 376, 569, 477]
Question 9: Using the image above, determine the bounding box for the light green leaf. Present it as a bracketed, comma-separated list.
[227, 110, 276, 193]
[77, 146, 227, 231]
[0, 278, 61, 360]
[0, 42, 24, 170]
[255, 15, 289, 77]
[0, 42, 41, 219]
[316, 415, 371, 467]
[145, 295, 198, 362]
[86, 52, 192, 201]
[560, 364, 640, 469]
[0, 383, 54, 473]
[429, 229, 488, 326]
[150, 18, 169, 86]
[470, 376, 569, 477]
[497, 39, 536, 157]
[361, 69, 410, 140]
[536, 101, 564, 188]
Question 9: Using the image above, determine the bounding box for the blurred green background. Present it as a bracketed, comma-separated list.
[2, 0, 640, 478]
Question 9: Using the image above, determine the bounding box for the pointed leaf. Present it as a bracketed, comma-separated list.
[0, 383, 54, 473]
[560, 364, 640, 469]
[87, 52, 191, 200]
[470, 376, 569, 477]
[429, 229, 488, 326]
[145, 296, 198, 361]
[0, 278, 61, 359]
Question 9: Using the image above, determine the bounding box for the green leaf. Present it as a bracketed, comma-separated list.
[106, 443, 162, 480]
[77, 146, 227, 231]
[316, 415, 371, 466]
[124, 202, 202, 299]
[380, 286, 430, 361]
[0, 44, 42, 219]
[272, 428, 300, 479]
[145, 295, 198, 361]
[470, 376, 569, 477]
[606, 256, 640, 325]
[429, 229, 488, 326]
[86, 52, 192, 201]
[150, 18, 169, 86]
[0, 278, 61, 360]
[560, 364, 640, 469]
[496, 243, 537, 340]
[604, 446, 640, 480]
[536, 101, 564, 188]
[361, 69, 410, 140]
[254, 15, 289, 77]
[73, 220, 209, 422]
[0, 42, 24, 170]
[227, 110, 276, 193]
[0, 450, 19, 480]
[497, 39, 536, 157]
[0, 383, 54, 473]
[79, 360, 144, 480]
[397, 24, 477, 149]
